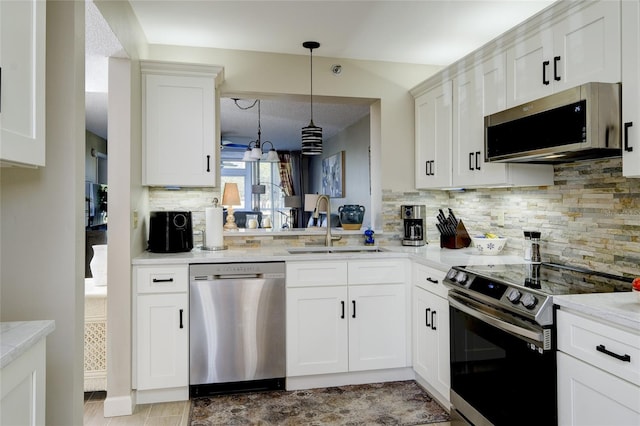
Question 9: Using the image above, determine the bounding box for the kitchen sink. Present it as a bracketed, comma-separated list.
[287, 246, 387, 254]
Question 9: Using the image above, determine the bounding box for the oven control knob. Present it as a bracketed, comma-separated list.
[455, 271, 468, 284]
[507, 288, 522, 303]
[446, 269, 458, 280]
[521, 293, 538, 309]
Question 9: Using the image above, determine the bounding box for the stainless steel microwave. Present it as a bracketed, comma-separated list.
[484, 82, 621, 163]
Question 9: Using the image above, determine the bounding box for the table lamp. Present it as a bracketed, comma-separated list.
[222, 183, 241, 230]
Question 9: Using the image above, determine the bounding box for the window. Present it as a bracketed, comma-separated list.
[221, 154, 285, 228]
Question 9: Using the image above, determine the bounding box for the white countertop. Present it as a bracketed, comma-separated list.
[554, 292, 640, 331]
[132, 243, 527, 270]
[1, 320, 55, 369]
[85, 278, 107, 297]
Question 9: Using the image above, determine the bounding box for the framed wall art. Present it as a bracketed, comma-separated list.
[321, 151, 345, 198]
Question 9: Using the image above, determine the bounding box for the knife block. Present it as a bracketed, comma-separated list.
[440, 220, 471, 249]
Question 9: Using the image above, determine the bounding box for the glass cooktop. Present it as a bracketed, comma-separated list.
[459, 262, 632, 296]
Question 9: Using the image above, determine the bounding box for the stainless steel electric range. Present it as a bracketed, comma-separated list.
[443, 262, 632, 426]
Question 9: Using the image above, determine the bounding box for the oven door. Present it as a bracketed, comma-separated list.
[448, 293, 557, 426]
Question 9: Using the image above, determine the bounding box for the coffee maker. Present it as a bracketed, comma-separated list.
[401, 205, 426, 246]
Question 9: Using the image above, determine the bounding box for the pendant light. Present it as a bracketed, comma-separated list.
[301, 41, 322, 155]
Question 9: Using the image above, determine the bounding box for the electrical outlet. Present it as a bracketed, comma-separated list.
[496, 210, 505, 227]
[133, 210, 139, 229]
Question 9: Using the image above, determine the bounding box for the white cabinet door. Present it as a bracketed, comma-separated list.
[286, 286, 349, 376]
[507, 1, 621, 107]
[557, 352, 640, 426]
[142, 62, 222, 187]
[415, 81, 452, 189]
[0, 0, 46, 167]
[136, 293, 189, 390]
[348, 284, 407, 371]
[553, 0, 621, 90]
[622, 0, 640, 178]
[413, 286, 450, 403]
[452, 56, 554, 188]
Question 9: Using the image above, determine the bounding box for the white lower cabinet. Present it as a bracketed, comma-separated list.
[286, 286, 349, 376]
[133, 265, 189, 402]
[286, 260, 409, 378]
[412, 263, 450, 407]
[557, 309, 640, 426]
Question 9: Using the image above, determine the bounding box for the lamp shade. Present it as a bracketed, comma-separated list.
[222, 183, 241, 206]
[284, 195, 302, 208]
[304, 194, 327, 212]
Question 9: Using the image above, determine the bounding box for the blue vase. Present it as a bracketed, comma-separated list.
[338, 205, 365, 230]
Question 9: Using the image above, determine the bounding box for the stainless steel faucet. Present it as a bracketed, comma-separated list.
[313, 194, 341, 247]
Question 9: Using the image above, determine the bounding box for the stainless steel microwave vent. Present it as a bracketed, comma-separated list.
[484, 82, 622, 163]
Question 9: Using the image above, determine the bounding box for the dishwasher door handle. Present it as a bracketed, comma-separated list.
[214, 274, 262, 280]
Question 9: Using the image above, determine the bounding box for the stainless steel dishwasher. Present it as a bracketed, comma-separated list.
[189, 262, 285, 397]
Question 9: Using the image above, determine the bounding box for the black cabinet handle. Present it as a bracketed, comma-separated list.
[596, 344, 630, 362]
[341, 301, 345, 319]
[431, 310, 437, 331]
[625, 122, 634, 152]
[179, 309, 184, 329]
[352, 300, 356, 318]
[475, 151, 481, 170]
[553, 56, 561, 81]
[425, 161, 430, 176]
[469, 152, 474, 171]
[152, 278, 174, 283]
[425, 308, 431, 328]
[426, 277, 439, 284]
[542, 60, 550, 85]
[206, 155, 211, 172]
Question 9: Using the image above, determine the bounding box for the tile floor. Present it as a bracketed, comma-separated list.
[83, 392, 452, 426]
[84, 392, 190, 426]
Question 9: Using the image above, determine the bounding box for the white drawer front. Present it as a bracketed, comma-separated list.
[136, 265, 189, 293]
[286, 261, 348, 288]
[347, 259, 408, 285]
[413, 263, 448, 299]
[557, 309, 640, 386]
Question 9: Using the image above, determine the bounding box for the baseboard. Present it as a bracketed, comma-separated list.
[103, 392, 135, 417]
[286, 367, 414, 391]
[136, 386, 189, 404]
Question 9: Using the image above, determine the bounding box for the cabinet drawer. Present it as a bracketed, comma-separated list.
[286, 262, 347, 288]
[413, 263, 448, 299]
[135, 265, 189, 293]
[557, 309, 640, 386]
[348, 259, 408, 285]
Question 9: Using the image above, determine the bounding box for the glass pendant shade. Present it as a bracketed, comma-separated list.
[264, 149, 279, 162]
[302, 41, 322, 155]
[301, 121, 323, 155]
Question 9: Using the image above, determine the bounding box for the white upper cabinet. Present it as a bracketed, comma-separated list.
[415, 81, 453, 189]
[506, 1, 621, 107]
[452, 54, 553, 188]
[622, 0, 640, 177]
[141, 61, 223, 187]
[0, 0, 46, 167]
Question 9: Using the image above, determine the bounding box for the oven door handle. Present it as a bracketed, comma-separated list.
[449, 295, 545, 343]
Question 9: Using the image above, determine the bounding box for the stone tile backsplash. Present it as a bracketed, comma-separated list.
[148, 158, 639, 278]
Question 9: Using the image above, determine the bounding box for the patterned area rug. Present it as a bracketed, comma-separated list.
[189, 380, 450, 425]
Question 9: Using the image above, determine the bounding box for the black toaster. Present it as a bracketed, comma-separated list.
[148, 211, 193, 253]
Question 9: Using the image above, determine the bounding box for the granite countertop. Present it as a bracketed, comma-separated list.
[1, 320, 55, 369]
[554, 293, 640, 331]
[132, 242, 527, 270]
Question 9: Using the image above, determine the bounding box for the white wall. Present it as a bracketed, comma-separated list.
[0, 1, 85, 424]
[144, 44, 440, 192]
[309, 115, 372, 225]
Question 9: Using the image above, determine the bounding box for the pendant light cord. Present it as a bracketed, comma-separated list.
[309, 47, 314, 122]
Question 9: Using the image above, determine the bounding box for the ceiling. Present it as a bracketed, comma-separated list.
[86, 0, 556, 149]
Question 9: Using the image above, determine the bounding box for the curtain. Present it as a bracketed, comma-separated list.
[278, 152, 295, 196]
